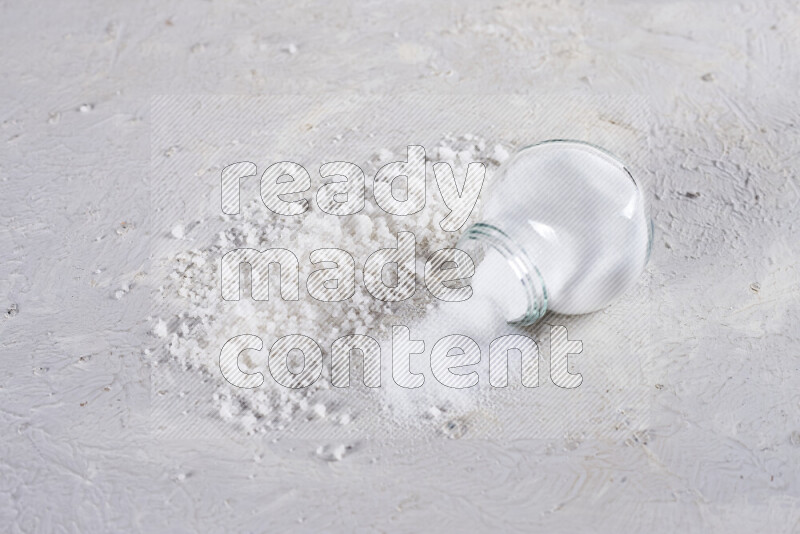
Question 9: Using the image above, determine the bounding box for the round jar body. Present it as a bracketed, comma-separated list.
[460, 140, 652, 324]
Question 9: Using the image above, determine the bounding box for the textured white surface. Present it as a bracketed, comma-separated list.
[1, 0, 799, 532]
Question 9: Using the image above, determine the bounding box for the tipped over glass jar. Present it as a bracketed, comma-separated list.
[459, 140, 653, 325]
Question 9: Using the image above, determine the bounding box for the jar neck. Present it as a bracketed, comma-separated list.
[458, 222, 548, 326]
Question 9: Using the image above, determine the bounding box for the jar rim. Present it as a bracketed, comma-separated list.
[458, 222, 548, 326]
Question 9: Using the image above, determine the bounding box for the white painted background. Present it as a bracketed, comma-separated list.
[1, 0, 799, 532]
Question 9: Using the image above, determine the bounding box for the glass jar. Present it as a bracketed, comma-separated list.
[458, 140, 653, 325]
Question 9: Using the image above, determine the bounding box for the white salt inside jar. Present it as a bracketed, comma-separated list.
[460, 140, 652, 324]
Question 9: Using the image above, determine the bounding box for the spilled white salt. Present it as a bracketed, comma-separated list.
[154, 134, 512, 436]
[152, 318, 168, 338]
[312, 403, 327, 418]
[470, 249, 528, 322]
[170, 224, 185, 239]
[375, 250, 531, 422]
[316, 444, 350, 462]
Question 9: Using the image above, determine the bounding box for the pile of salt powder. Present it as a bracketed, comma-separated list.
[153, 135, 518, 443]
[377, 248, 529, 426]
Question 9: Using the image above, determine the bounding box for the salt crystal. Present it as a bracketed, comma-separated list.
[316, 444, 349, 462]
[437, 146, 456, 161]
[376, 148, 394, 163]
[427, 406, 442, 418]
[491, 144, 509, 163]
[312, 403, 327, 418]
[152, 319, 168, 338]
[352, 214, 373, 238]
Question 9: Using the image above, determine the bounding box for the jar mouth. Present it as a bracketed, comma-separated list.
[457, 222, 547, 326]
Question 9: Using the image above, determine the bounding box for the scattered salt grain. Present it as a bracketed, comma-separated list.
[152, 319, 168, 338]
[437, 145, 456, 161]
[114, 283, 130, 300]
[316, 444, 350, 462]
[312, 403, 327, 418]
[491, 144, 510, 164]
[375, 148, 394, 164]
